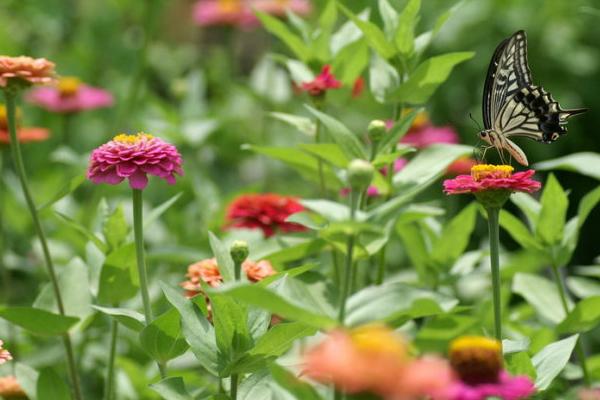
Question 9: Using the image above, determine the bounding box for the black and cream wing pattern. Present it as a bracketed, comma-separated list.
[480, 30, 586, 165]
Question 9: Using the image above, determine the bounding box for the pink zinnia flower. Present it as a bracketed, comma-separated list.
[340, 185, 380, 198]
[193, 0, 256, 27]
[389, 356, 456, 400]
[225, 193, 306, 237]
[446, 336, 535, 400]
[26, 76, 113, 113]
[579, 388, 600, 400]
[300, 65, 342, 97]
[87, 133, 183, 190]
[443, 165, 541, 195]
[0, 376, 26, 398]
[0, 341, 12, 364]
[0, 56, 55, 87]
[401, 125, 459, 148]
[252, 0, 312, 16]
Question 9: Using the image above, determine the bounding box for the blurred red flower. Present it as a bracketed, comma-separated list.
[225, 193, 306, 237]
[0, 105, 49, 144]
[300, 65, 342, 97]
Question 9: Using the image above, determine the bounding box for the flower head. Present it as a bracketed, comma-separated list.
[26, 76, 113, 113]
[0, 340, 12, 364]
[0, 105, 49, 144]
[352, 76, 365, 98]
[252, 0, 312, 16]
[300, 65, 341, 97]
[0, 56, 55, 88]
[447, 336, 535, 400]
[225, 193, 306, 237]
[443, 164, 541, 208]
[87, 132, 183, 190]
[193, 0, 311, 28]
[0, 376, 26, 398]
[579, 388, 600, 400]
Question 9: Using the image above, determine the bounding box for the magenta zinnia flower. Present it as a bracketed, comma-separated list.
[443, 165, 541, 195]
[0, 340, 12, 364]
[27, 76, 113, 113]
[87, 133, 183, 190]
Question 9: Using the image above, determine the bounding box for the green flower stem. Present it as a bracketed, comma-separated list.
[230, 375, 238, 400]
[62, 113, 74, 146]
[550, 262, 591, 386]
[132, 188, 167, 378]
[486, 207, 502, 341]
[104, 317, 119, 400]
[337, 189, 360, 324]
[4, 91, 83, 400]
[375, 247, 386, 285]
[314, 113, 326, 196]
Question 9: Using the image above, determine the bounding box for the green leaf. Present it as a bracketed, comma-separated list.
[231, 322, 317, 374]
[255, 11, 311, 62]
[97, 244, 140, 304]
[499, 209, 541, 250]
[512, 273, 569, 324]
[532, 334, 579, 390]
[345, 282, 458, 326]
[145, 192, 183, 229]
[208, 231, 235, 283]
[536, 174, 568, 245]
[15, 363, 38, 400]
[54, 211, 107, 252]
[92, 305, 146, 332]
[140, 308, 189, 363]
[506, 352, 537, 380]
[557, 296, 600, 334]
[577, 185, 600, 229]
[338, 4, 396, 59]
[319, 0, 337, 32]
[395, 0, 420, 56]
[534, 152, 600, 180]
[103, 205, 129, 251]
[213, 280, 337, 329]
[331, 9, 369, 55]
[269, 363, 323, 400]
[305, 106, 367, 160]
[0, 307, 78, 336]
[431, 203, 477, 266]
[282, 59, 314, 83]
[369, 53, 399, 103]
[387, 52, 475, 104]
[331, 38, 369, 85]
[38, 174, 85, 212]
[36, 368, 70, 400]
[415, 315, 477, 353]
[150, 377, 193, 400]
[161, 282, 219, 375]
[299, 143, 350, 168]
[378, 0, 398, 38]
[378, 110, 419, 154]
[566, 276, 600, 298]
[510, 192, 541, 230]
[269, 112, 315, 137]
[237, 370, 289, 400]
[301, 199, 366, 222]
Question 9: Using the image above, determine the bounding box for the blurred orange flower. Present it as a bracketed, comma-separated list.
[0, 56, 55, 87]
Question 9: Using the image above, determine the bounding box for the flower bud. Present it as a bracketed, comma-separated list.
[347, 159, 374, 191]
[230, 240, 249, 265]
[367, 119, 387, 142]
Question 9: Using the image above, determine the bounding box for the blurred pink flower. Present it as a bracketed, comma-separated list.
[26, 76, 113, 113]
[0, 341, 12, 364]
[300, 65, 341, 97]
[443, 165, 541, 195]
[448, 371, 534, 400]
[0, 56, 55, 87]
[579, 388, 600, 400]
[87, 133, 183, 190]
[389, 356, 456, 400]
[401, 125, 459, 148]
[193, 0, 311, 28]
[253, 0, 311, 16]
[340, 185, 380, 198]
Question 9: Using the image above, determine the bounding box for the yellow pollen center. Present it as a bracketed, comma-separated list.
[471, 164, 513, 181]
[113, 132, 154, 144]
[58, 77, 81, 96]
[218, 0, 242, 12]
[450, 336, 502, 354]
[350, 324, 407, 359]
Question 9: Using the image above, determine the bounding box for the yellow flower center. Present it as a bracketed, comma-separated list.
[58, 77, 81, 97]
[113, 132, 154, 144]
[471, 164, 513, 181]
[0, 105, 22, 130]
[350, 324, 408, 360]
[449, 336, 503, 384]
[218, 0, 242, 13]
[403, 109, 429, 129]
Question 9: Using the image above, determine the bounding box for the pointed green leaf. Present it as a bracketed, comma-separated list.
[534, 152, 600, 180]
[140, 308, 189, 363]
[145, 192, 183, 229]
[557, 296, 600, 334]
[532, 335, 579, 390]
[395, 0, 420, 56]
[0, 307, 79, 336]
[338, 4, 396, 59]
[537, 174, 568, 245]
[512, 273, 569, 324]
[255, 11, 311, 61]
[97, 244, 139, 304]
[38, 174, 85, 212]
[431, 203, 477, 266]
[499, 209, 542, 250]
[93, 305, 146, 332]
[36, 368, 70, 400]
[150, 377, 193, 400]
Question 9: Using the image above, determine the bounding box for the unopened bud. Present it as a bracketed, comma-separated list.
[367, 119, 387, 142]
[230, 240, 249, 265]
[347, 159, 374, 191]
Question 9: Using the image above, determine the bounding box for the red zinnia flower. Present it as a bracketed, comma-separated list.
[352, 76, 365, 98]
[300, 65, 341, 97]
[225, 193, 306, 237]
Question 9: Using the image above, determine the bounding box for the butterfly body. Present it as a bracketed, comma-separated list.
[480, 30, 586, 166]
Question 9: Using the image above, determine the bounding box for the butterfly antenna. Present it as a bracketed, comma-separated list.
[469, 113, 483, 131]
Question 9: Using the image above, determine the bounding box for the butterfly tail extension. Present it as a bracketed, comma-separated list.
[560, 108, 587, 120]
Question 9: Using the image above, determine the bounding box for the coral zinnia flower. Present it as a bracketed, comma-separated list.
[0, 341, 12, 364]
[0, 376, 26, 398]
[0, 56, 55, 87]
[300, 65, 342, 97]
[0, 104, 49, 144]
[87, 133, 183, 190]
[225, 193, 306, 237]
[446, 336, 535, 400]
[26, 76, 113, 113]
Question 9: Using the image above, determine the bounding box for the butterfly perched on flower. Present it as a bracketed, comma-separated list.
[478, 30, 586, 166]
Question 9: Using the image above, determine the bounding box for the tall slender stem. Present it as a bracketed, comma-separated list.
[132, 189, 166, 378]
[314, 114, 326, 196]
[230, 375, 238, 400]
[550, 262, 591, 386]
[104, 318, 119, 400]
[486, 207, 502, 341]
[4, 91, 83, 400]
[337, 190, 359, 324]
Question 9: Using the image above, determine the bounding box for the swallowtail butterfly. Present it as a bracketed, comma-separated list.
[478, 30, 586, 166]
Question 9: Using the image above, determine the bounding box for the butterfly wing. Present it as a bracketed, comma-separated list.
[483, 30, 532, 129]
[496, 85, 587, 143]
